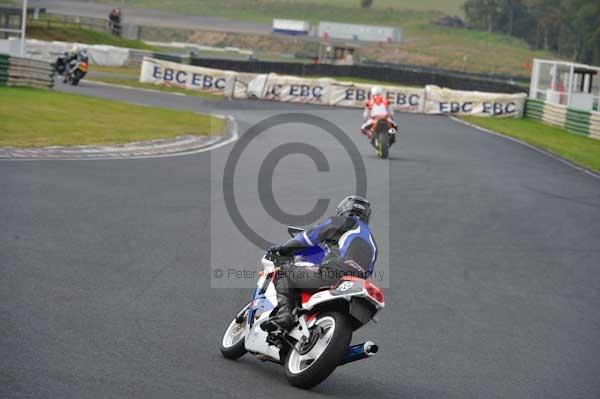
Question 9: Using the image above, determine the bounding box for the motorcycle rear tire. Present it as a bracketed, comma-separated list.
[377, 131, 389, 159]
[284, 311, 352, 389]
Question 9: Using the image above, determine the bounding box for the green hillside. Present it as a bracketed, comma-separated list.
[101, 0, 461, 25]
[94, 0, 556, 76]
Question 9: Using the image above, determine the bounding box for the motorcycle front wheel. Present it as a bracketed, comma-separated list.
[220, 304, 248, 360]
[285, 311, 352, 389]
[71, 70, 83, 86]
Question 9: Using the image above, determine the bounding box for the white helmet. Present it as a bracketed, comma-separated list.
[370, 86, 383, 97]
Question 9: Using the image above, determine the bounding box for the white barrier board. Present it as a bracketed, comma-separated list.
[329, 82, 425, 112]
[7, 38, 130, 66]
[231, 72, 263, 99]
[140, 57, 236, 94]
[139, 57, 527, 118]
[425, 85, 526, 117]
[254, 73, 334, 104]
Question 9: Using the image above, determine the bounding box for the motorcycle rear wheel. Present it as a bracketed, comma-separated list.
[284, 311, 352, 389]
[375, 131, 389, 159]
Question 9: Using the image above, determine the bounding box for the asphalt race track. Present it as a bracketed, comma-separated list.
[2, 82, 600, 399]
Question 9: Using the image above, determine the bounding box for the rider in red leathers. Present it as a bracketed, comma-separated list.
[361, 86, 398, 137]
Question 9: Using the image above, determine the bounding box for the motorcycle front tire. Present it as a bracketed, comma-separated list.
[71, 70, 85, 86]
[220, 304, 248, 360]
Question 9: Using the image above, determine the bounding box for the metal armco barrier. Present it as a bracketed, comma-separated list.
[525, 99, 600, 139]
[0, 54, 54, 88]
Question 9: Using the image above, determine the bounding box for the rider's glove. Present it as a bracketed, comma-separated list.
[267, 245, 284, 257]
[268, 244, 296, 259]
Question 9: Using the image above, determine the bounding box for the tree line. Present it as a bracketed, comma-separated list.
[463, 0, 600, 65]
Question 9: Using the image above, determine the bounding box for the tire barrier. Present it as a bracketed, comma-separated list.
[590, 112, 600, 140]
[140, 57, 527, 118]
[525, 99, 600, 139]
[0, 54, 54, 89]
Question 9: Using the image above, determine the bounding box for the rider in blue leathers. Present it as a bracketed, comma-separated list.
[261, 195, 377, 332]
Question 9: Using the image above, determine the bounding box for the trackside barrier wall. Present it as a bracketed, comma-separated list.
[5, 38, 131, 66]
[5, 39, 526, 93]
[0, 54, 54, 89]
[525, 99, 600, 139]
[140, 57, 526, 118]
[424, 86, 526, 117]
[0, 39, 174, 67]
[189, 57, 525, 94]
[590, 112, 600, 139]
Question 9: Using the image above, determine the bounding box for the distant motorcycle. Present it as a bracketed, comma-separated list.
[63, 50, 89, 86]
[54, 53, 69, 76]
[220, 226, 385, 389]
[368, 117, 396, 159]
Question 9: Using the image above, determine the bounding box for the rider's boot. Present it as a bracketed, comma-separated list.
[261, 277, 293, 333]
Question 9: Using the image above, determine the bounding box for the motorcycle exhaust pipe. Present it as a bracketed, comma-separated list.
[340, 341, 378, 365]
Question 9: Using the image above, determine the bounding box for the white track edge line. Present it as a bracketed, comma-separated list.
[0, 116, 239, 162]
[83, 79, 186, 96]
[449, 116, 600, 181]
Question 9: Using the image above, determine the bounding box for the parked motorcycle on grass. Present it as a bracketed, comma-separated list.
[220, 226, 384, 389]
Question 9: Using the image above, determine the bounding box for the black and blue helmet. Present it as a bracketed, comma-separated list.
[336, 195, 371, 224]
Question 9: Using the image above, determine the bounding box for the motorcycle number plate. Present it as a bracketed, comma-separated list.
[331, 280, 362, 296]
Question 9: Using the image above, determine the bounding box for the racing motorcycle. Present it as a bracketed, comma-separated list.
[220, 226, 384, 389]
[368, 118, 396, 159]
[62, 51, 89, 86]
[54, 53, 69, 76]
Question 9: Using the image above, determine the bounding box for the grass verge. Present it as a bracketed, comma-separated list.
[461, 116, 600, 173]
[0, 87, 224, 147]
